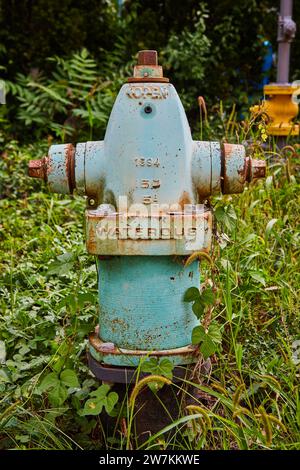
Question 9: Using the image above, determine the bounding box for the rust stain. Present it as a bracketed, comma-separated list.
[238, 156, 249, 182]
[221, 143, 232, 194]
[128, 77, 169, 83]
[87, 224, 97, 252]
[65, 143, 76, 193]
[28, 156, 48, 181]
[86, 209, 212, 255]
[138, 50, 157, 66]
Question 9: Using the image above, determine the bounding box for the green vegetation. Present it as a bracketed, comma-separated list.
[1, 0, 300, 143]
[0, 0, 299, 451]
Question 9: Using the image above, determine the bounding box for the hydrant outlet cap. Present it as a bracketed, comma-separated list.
[251, 159, 266, 180]
[28, 158, 47, 180]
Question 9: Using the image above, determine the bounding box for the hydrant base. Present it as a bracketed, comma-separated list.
[87, 353, 189, 384]
[89, 332, 198, 368]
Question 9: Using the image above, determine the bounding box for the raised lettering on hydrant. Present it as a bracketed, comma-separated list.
[28, 50, 266, 378]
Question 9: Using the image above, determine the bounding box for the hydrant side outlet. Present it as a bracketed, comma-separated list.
[28, 51, 266, 371]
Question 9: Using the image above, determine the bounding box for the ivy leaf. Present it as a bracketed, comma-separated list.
[77, 292, 96, 307]
[183, 287, 200, 302]
[192, 301, 205, 318]
[39, 372, 60, 392]
[140, 358, 174, 392]
[192, 323, 222, 359]
[60, 369, 80, 388]
[140, 357, 158, 374]
[80, 397, 104, 416]
[200, 335, 217, 359]
[80, 385, 119, 416]
[208, 323, 222, 344]
[158, 358, 174, 380]
[201, 288, 214, 305]
[141, 358, 173, 380]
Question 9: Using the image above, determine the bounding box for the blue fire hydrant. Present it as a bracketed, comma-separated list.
[29, 50, 266, 381]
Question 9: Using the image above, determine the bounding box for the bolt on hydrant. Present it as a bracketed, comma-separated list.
[29, 50, 266, 382]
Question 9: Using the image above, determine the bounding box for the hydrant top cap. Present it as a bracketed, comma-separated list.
[138, 50, 158, 66]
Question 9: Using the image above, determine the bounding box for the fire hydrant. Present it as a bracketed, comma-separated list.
[29, 50, 266, 382]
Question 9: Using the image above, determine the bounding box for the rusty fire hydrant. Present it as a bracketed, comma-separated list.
[29, 50, 266, 381]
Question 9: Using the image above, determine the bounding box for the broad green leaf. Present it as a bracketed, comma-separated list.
[39, 372, 59, 392]
[208, 323, 222, 344]
[226, 205, 237, 220]
[140, 358, 173, 380]
[183, 287, 200, 302]
[0, 369, 10, 383]
[201, 288, 214, 305]
[60, 369, 80, 388]
[77, 292, 96, 307]
[158, 359, 174, 379]
[58, 294, 77, 311]
[192, 325, 206, 345]
[80, 389, 119, 416]
[48, 383, 68, 407]
[105, 392, 119, 414]
[90, 384, 111, 399]
[140, 357, 158, 374]
[215, 205, 237, 232]
[250, 272, 266, 286]
[220, 259, 233, 271]
[192, 301, 205, 318]
[80, 397, 104, 416]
